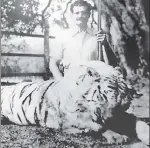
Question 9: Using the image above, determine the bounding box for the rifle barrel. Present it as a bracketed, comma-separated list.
[97, 0, 103, 61]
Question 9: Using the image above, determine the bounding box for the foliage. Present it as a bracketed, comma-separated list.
[1, 0, 40, 33]
[1, 40, 29, 74]
[1, 40, 45, 75]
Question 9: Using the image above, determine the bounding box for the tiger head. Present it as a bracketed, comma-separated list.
[62, 65, 142, 133]
[76, 72, 142, 126]
[64, 67, 132, 128]
[91, 74, 142, 123]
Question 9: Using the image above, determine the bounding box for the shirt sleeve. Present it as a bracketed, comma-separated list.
[49, 36, 64, 62]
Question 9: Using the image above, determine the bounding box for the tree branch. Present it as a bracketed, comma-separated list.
[41, 0, 52, 31]
[42, 0, 52, 15]
[63, 0, 73, 14]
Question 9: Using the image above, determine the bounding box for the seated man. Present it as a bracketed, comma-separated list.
[49, 0, 118, 80]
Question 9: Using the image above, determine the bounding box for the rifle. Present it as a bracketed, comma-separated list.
[97, 0, 118, 66]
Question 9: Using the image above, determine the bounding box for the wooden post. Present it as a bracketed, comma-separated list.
[42, 0, 52, 80]
[43, 18, 50, 80]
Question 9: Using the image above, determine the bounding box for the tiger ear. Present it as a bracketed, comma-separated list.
[86, 67, 98, 76]
[76, 67, 98, 85]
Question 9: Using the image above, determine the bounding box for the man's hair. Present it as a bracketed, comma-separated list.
[70, 0, 93, 13]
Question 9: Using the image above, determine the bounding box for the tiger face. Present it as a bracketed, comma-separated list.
[62, 67, 133, 130]
[78, 72, 135, 126]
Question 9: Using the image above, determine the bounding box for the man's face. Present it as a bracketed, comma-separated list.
[72, 6, 90, 27]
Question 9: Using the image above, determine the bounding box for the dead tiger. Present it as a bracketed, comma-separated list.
[1, 61, 149, 146]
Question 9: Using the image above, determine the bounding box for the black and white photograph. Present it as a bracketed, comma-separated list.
[1, 0, 149, 147]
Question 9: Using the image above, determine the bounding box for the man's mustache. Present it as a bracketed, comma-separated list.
[76, 18, 85, 21]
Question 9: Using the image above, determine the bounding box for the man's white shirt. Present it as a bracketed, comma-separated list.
[50, 26, 98, 70]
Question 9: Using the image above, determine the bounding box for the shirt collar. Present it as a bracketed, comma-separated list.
[69, 25, 87, 37]
[69, 25, 96, 37]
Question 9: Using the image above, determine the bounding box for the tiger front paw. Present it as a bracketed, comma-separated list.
[136, 120, 149, 146]
[102, 130, 129, 144]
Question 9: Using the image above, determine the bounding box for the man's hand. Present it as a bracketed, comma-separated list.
[95, 29, 108, 45]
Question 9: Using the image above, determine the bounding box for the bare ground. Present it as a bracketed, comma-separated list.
[1, 82, 149, 148]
